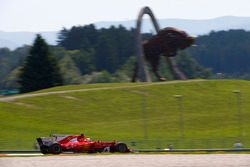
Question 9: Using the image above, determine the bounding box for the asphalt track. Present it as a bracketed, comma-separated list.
[1, 154, 250, 167]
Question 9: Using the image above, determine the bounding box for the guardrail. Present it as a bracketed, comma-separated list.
[133, 148, 250, 153]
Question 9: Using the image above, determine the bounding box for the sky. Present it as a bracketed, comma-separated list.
[1, 0, 250, 32]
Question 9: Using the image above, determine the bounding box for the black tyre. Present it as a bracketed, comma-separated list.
[49, 143, 62, 154]
[115, 143, 128, 153]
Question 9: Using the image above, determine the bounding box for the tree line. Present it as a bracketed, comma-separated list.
[189, 29, 250, 79]
[57, 24, 136, 74]
[7, 24, 250, 92]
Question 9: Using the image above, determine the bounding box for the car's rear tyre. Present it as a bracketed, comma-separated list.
[49, 143, 62, 154]
[115, 143, 128, 153]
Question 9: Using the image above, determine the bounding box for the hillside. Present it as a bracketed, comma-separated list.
[1, 80, 250, 150]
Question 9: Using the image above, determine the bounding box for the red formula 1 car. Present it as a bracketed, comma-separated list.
[37, 134, 129, 154]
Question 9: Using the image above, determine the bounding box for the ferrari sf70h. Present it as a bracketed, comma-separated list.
[37, 134, 129, 154]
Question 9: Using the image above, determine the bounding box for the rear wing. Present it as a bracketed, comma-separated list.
[37, 134, 82, 146]
[36, 137, 54, 146]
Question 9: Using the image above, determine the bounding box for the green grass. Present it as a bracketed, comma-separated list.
[1, 80, 250, 150]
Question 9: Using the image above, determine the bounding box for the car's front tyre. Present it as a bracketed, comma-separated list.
[115, 143, 128, 153]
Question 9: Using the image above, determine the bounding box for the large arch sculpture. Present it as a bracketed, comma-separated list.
[133, 6, 189, 82]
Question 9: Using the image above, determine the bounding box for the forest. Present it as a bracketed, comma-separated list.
[0, 24, 250, 90]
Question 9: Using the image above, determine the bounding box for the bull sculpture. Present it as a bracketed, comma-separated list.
[132, 27, 194, 81]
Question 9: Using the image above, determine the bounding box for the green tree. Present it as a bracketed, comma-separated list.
[176, 51, 212, 79]
[18, 34, 63, 93]
[57, 24, 98, 50]
[57, 24, 136, 74]
[95, 28, 118, 72]
[86, 71, 115, 83]
[59, 56, 82, 84]
[190, 29, 250, 76]
[70, 49, 96, 75]
[0, 48, 12, 88]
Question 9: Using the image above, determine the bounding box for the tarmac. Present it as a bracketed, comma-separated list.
[1, 154, 250, 167]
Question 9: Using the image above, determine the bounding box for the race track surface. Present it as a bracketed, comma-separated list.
[1, 154, 250, 167]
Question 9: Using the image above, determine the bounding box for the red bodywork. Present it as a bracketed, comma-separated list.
[58, 135, 116, 152]
[37, 134, 129, 154]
